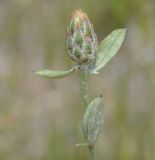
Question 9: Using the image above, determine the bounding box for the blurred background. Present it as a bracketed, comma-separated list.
[0, 0, 155, 160]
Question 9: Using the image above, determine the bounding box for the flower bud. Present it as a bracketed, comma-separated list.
[67, 9, 98, 64]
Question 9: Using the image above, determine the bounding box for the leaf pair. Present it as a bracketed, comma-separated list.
[35, 28, 126, 78]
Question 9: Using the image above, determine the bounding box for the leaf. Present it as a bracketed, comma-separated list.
[82, 95, 104, 145]
[91, 28, 126, 73]
[35, 67, 76, 79]
[74, 143, 88, 147]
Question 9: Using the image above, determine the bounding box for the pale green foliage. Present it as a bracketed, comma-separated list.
[35, 10, 126, 160]
[91, 29, 126, 73]
[35, 29, 126, 78]
[82, 96, 104, 146]
[35, 67, 75, 79]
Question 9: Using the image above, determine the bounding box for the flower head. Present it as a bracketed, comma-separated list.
[67, 9, 98, 64]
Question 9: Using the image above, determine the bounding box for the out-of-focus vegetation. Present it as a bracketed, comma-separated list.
[0, 0, 155, 160]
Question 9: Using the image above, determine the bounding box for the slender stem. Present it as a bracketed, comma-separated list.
[89, 146, 95, 160]
[80, 69, 89, 108]
[80, 65, 95, 160]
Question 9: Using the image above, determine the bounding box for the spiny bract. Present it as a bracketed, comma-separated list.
[67, 9, 98, 65]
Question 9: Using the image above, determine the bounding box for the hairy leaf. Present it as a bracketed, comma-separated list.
[91, 29, 126, 73]
[82, 96, 104, 145]
[35, 67, 75, 79]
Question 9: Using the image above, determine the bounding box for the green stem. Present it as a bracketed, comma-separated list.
[80, 69, 89, 108]
[89, 146, 95, 160]
[80, 66, 96, 160]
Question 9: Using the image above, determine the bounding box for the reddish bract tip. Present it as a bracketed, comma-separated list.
[72, 9, 88, 22]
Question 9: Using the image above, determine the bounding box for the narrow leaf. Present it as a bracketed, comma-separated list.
[35, 67, 75, 79]
[82, 96, 104, 145]
[74, 143, 88, 147]
[91, 28, 126, 73]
